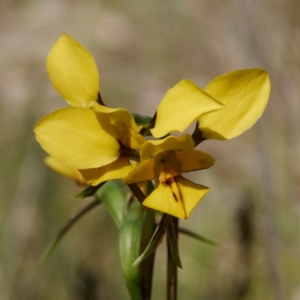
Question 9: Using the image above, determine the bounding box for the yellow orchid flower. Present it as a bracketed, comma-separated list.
[151, 69, 270, 140]
[124, 134, 215, 219]
[45, 156, 86, 186]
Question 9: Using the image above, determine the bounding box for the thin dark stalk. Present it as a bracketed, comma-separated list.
[167, 217, 178, 300]
[139, 112, 157, 136]
[127, 184, 146, 204]
[97, 92, 106, 106]
[192, 123, 206, 146]
[178, 227, 218, 246]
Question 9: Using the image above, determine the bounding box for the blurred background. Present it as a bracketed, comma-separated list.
[1, 0, 300, 299]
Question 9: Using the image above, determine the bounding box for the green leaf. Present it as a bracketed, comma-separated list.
[119, 201, 144, 300]
[132, 113, 152, 126]
[72, 182, 105, 199]
[167, 219, 182, 269]
[132, 214, 171, 267]
[179, 227, 218, 246]
[96, 181, 127, 229]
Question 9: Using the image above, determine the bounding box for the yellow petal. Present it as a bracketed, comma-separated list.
[47, 33, 99, 107]
[123, 158, 156, 184]
[176, 149, 215, 172]
[80, 158, 133, 186]
[34, 107, 120, 169]
[45, 156, 86, 185]
[199, 69, 271, 140]
[142, 177, 210, 219]
[151, 80, 223, 138]
[140, 134, 194, 161]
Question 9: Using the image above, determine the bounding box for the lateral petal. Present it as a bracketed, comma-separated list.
[151, 80, 223, 138]
[177, 149, 215, 172]
[34, 107, 120, 169]
[47, 33, 99, 107]
[199, 69, 271, 140]
[80, 158, 133, 186]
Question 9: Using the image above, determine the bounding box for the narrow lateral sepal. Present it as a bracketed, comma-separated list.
[132, 214, 171, 267]
[72, 182, 105, 199]
[167, 219, 183, 269]
[179, 227, 218, 246]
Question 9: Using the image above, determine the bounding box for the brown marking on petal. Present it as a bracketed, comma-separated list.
[165, 176, 181, 203]
[172, 191, 179, 202]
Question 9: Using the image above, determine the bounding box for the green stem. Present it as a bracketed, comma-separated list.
[167, 217, 178, 300]
[141, 209, 156, 300]
[127, 183, 156, 300]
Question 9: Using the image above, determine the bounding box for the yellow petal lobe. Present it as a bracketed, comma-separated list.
[34, 107, 120, 169]
[47, 33, 99, 107]
[177, 177, 210, 218]
[80, 158, 133, 186]
[45, 156, 85, 185]
[199, 68, 271, 140]
[151, 80, 223, 138]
